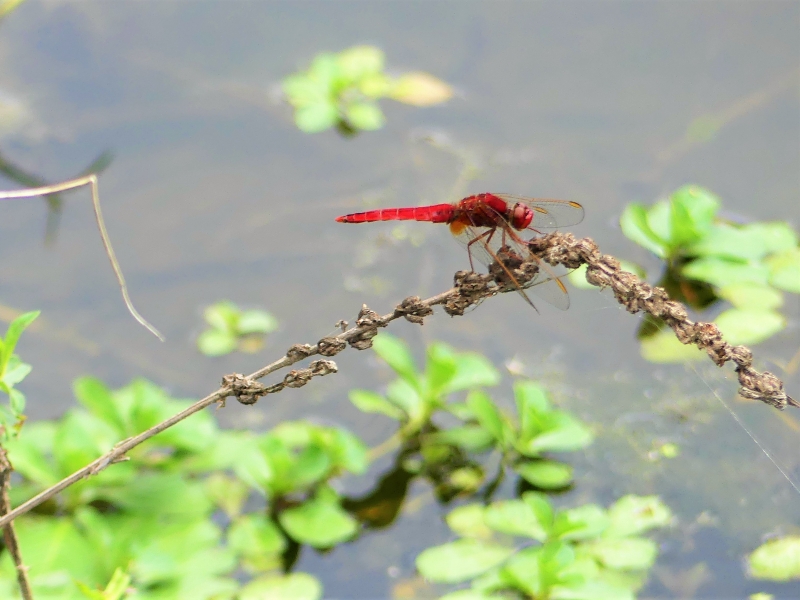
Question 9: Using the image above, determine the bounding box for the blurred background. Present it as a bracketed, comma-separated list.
[0, 2, 798, 597]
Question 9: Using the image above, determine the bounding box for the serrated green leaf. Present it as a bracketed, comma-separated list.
[686, 224, 769, 261]
[444, 352, 500, 393]
[427, 425, 495, 452]
[425, 343, 458, 395]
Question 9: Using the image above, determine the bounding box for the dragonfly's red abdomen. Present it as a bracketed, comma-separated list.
[335, 204, 455, 224]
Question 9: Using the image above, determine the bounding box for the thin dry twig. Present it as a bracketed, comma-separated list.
[0, 175, 163, 341]
[0, 448, 33, 600]
[0, 233, 793, 528]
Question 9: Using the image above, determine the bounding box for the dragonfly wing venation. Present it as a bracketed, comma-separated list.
[494, 194, 585, 229]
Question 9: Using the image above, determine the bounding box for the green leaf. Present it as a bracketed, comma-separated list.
[337, 45, 385, 80]
[425, 343, 458, 395]
[282, 74, 328, 106]
[197, 329, 237, 356]
[228, 514, 286, 572]
[386, 378, 424, 421]
[373, 334, 420, 387]
[237, 310, 278, 334]
[73, 377, 124, 431]
[715, 308, 785, 345]
[329, 427, 369, 474]
[668, 185, 720, 246]
[604, 495, 673, 538]
[717, 284, 783, 310]
[748, 535, 800, 581]
[499, 546, 545, 597]
[416, 539, 515, 583]
[581, 538, 658, 570]
[0, 355, 31, 388]
[308, 53, 342, 91]
[682, 257, 770, 288]
[466, 390, 508, 447]
[524, 418, 593, 454]
[348, 389, 405, 420]
[0, 310, 39, 370]
[483, 498, 549, 541]
[766, 247, 800, 293]
[445, 504, 492, 539]
[4, 422, 59, 486]
[746, 222, 799, 254]
[344, 100, 385, 131]
[205, 473, 250, 518]
[294, 102, 339, 133]
[619, 203, 668, 258]
[514, 459, 573, 489]
[640, 329, 706, 363]
[279, 495, 358, 548]
[427, 425, 495, 452]
[552, 504, 609, 541]
[444, 352, 501, 393]
[550, 581, 635, 600]
[686, 224, 769, 261]
[388, 72, 453, 106]
[522, 492, 555, 534]
[240, 573, 323, 600]
[8, 388, 25, 413]
[203, 301, 239, 332]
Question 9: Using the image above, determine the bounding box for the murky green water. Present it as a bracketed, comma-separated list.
[1, 2, 798, 597]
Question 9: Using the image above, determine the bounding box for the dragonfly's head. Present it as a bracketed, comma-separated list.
[510, 203, 533, 230]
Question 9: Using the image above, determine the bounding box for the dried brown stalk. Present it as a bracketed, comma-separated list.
[0, 448, 33, 600]
[0, 233, 793, 529]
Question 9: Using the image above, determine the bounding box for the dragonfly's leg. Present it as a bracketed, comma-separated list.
[478, 236, 539, 313]
[466, 229, 495, 272]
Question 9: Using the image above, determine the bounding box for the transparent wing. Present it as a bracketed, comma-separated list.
[494, 194, 585, 230]
[451, 218, 571, 311]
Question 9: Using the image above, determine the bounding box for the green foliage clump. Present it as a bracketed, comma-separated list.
[0, 310, 38, 441]
[282, 45, 452, 134]
[614, 185, 799, 361]
[416, 494, 673, 600]
[197, 301, 278, 356]
[350, 334, 593, 493]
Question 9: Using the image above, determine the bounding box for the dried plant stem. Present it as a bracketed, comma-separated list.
[0, 448, 33, 600]
[0, 175, 164, 341]
[0, 234, 793, 529]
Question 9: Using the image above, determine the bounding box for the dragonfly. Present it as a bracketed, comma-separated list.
[336, 193, 584, 310]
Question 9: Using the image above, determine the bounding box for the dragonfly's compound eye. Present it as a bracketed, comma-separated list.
[512, 204, 534, 230]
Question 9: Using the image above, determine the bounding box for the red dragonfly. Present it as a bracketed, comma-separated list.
[336, 193, 584, 310]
